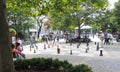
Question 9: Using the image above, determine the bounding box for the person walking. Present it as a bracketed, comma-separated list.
[30, 34, 38, 49]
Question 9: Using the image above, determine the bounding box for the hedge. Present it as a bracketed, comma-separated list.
[14, 58, 93, 72]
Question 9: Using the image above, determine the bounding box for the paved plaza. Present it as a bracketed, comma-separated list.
[22, 38, 120, 72]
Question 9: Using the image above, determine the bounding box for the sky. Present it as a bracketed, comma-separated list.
[108, 0, 119, 9]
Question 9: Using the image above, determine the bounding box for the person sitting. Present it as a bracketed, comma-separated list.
[16, 42, 23, 52]
[12, 44, 22, 59]
[12, 44, 18, 59]
[12, 44, 25, 59]
[17, 38, 23, 48]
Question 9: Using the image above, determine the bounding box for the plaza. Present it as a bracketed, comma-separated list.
[22, 38, 120, 72]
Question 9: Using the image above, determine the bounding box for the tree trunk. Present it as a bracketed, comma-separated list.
[78, 23, 81, 38]
[77, 16, 81, 38]
[37, 25, 42, 38]
[0, 0, 15, 72]
[36, 17, 45, 39]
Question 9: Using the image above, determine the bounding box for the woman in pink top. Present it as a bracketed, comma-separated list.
[12, 44, 25, 59]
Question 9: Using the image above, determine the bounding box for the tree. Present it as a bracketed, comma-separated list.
[8, 11, 35, 32]
[113, 0, 120, 30]
[49, 0, 108, 37]
[0, 0, 15, 72]
[92, 9, 110, 32]
[7, 0, 49, 38]
[21, 0, 50, 38]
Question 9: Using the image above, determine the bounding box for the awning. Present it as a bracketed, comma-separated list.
[29, 29, 37, 32]
[75, 25, 92, 29]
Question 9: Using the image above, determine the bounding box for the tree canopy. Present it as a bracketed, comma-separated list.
[6, 0, 109, 32]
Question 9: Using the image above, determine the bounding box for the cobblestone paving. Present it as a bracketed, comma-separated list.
[23, 39, 120, 72]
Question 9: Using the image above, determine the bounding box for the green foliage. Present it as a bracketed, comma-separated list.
[9, 28, 17, 36]
[14, 58, 92, 72]
[6, 0, 109, 36]
[92, 0, 108, 8]
[36, 38, 44, 43]
[113, 0, 120, 29]
[106, 29, 112, 33]
[91, 9, 119, 32]
[72, 64, 92, 72]
[7, 8, 35, 34]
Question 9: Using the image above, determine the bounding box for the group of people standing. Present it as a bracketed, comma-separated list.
[42, 33, 61, 43]
[96, 31, 114, 48]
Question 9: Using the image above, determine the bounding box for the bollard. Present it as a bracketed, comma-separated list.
[70, 42, 72, 46]
[96, 42, 99, 51]
[95, 42, 96, 45]
[34, 49, 36, 53]
[44, 43, 46, 50]
[99, 50, 103, 56]
[70, 50, 72, 55]
[77, 41, 81, 48]
[57, 45, 60, 54]
[85, 43, 89, 53]
[77, 44, 79, 48]
[87, 42, 89, 46]
[85, 48, 88, 53]
[70, 40, 72, 46]
[57, 48, 60, 54]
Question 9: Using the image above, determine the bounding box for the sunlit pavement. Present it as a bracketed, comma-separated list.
[22, 37, 120, 72]
[22, 38, 109, 57]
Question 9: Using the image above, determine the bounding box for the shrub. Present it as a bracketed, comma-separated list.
[14, 58, 93, 72]
[36, 38, 44, 43]
[9, 28, 17, 36]
[106, 29, 112, 33]
[72, 64, 92, 72]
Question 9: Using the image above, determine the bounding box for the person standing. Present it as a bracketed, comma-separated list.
[84, 32, 89, 46]
[99, 31, 104, 48]
[109, 32, 114, 45]
[30, 34, 38, 49]
[56, 33, 60, 42]
[104, 32, 108, 45]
